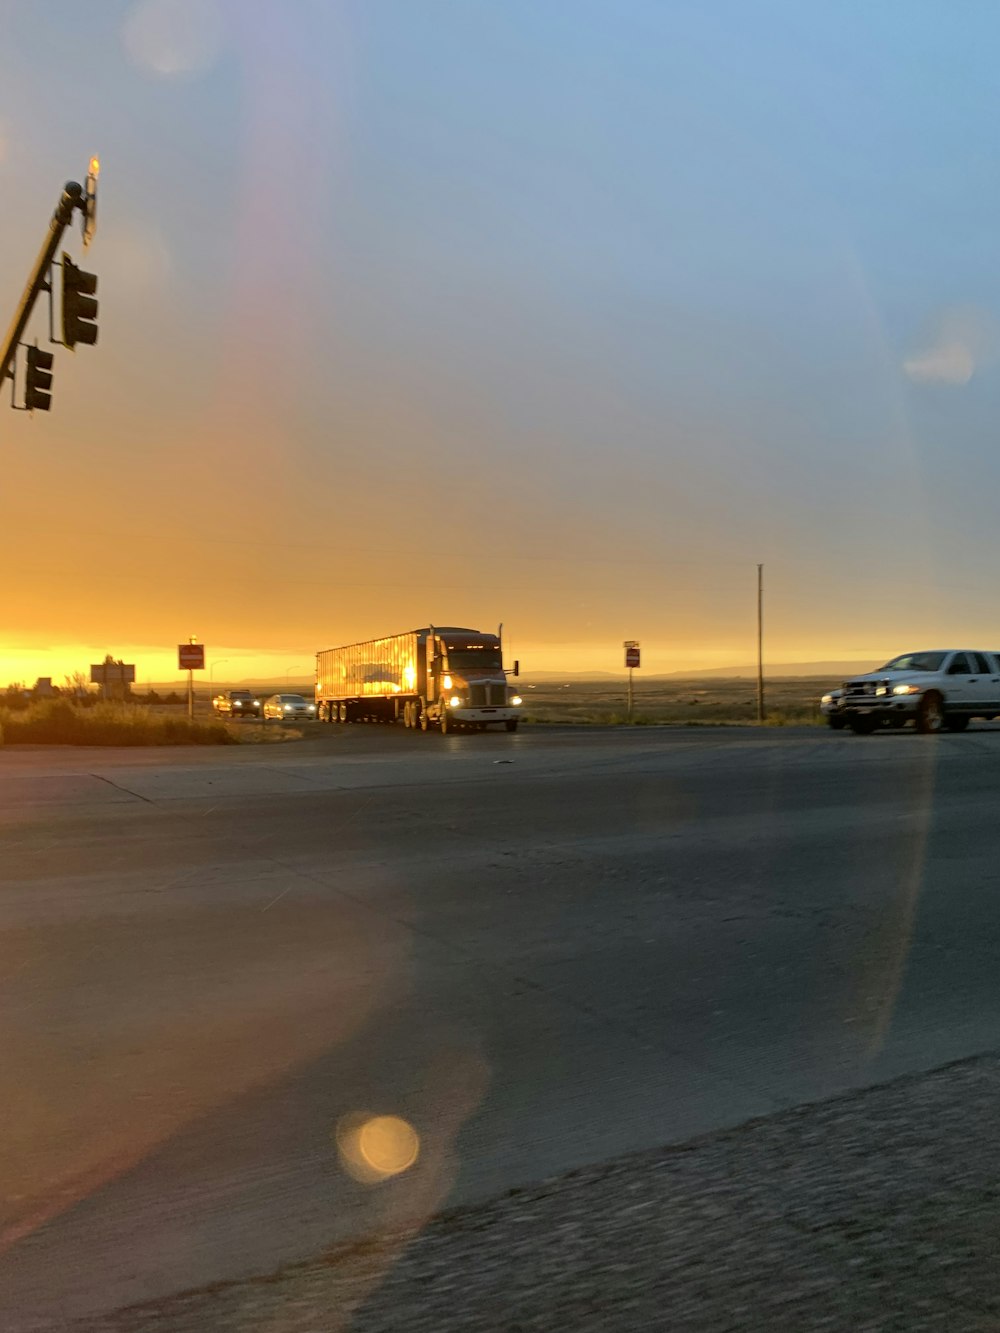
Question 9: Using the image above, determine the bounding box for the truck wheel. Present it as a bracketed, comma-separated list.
[419, 709, 429, 732]
[338, 703, 348, 724]
[505, 719, 519, 733]
[916, 692, 945, 735]
[849, 715, 876, 735]
[945, 714, 969, 732]
[440, 708, 450, 735]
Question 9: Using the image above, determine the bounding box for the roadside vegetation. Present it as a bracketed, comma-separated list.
[0, 699, 238, 746]
[519, 677, 829, 727]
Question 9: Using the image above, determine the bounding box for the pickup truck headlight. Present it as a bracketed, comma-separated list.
[821, 694, 834, 705]
[448, 695, 462, 708]
[892, 684, 921, 695]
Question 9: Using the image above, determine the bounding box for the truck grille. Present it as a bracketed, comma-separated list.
[844, 680, 884, 698]
[468, 683, 507, 707]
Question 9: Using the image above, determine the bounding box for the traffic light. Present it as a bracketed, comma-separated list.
[62, 253, 98, 348]
[24, 345, 54, 412]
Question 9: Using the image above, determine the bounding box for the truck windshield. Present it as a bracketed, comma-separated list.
[446, 650, 502, 670]
[879, 652, 946, 672]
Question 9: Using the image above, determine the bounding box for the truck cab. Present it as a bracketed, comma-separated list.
[424, 632, 522, 733]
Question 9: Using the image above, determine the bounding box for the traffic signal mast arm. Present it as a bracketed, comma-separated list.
[0, 181, 84, 392]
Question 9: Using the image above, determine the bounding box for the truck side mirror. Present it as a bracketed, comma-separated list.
[513, 660, 519, 677]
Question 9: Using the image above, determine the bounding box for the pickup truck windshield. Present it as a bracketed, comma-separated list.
[879, 652, 947, 672]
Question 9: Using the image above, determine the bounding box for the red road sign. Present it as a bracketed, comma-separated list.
[625, 646, 640, 669]
[178, 643, 205, 670]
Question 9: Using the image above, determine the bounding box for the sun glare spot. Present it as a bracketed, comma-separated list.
[335, 1113, 420, 1184]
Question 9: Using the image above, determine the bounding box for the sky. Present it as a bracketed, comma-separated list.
[3, 0, 1000, 684]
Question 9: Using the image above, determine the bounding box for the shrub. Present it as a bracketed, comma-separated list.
[0, 699, 238, 747]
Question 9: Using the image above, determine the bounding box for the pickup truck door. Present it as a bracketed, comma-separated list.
[943, 652, 977, 713]
[971, 652, 1000, 716]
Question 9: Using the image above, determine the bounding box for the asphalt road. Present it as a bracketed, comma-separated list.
[3, 723, 1000, 1329]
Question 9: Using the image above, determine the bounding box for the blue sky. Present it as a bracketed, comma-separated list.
[2, 0, 1000, 679]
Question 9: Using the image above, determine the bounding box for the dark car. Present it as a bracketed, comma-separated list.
[212, 689, 261, 718]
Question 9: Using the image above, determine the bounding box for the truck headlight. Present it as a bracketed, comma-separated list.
[449, 695, 462, 708]
[821, 694, 834, 705]
[511, 695, 523, 706]
[892, 684, 921, 695]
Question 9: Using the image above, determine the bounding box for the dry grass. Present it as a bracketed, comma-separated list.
[519, 677, 831, 727]
[0, 700, 239, 747]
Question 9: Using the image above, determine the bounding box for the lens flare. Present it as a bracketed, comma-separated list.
[336, 1113, 420, 1184]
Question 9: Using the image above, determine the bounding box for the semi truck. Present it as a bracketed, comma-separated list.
[315, 626, 522, 734]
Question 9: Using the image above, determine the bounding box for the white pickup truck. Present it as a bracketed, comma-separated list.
[839, 650, 1000, 734]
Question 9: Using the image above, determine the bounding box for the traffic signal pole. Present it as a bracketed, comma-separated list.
[0, 181, 84, 395]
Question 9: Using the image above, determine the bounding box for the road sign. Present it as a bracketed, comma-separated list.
[178, 643, 205, 670]
[625, 645, 640, 669]
[91, 661, 135, 684]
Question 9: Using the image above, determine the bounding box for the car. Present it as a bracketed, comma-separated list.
[262, 693, 317, 722]
[213, 689, 261, 718]
[820, 688, 845, 729]
[839, 650, 1000, 734]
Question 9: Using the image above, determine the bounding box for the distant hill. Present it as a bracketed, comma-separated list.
[523, 662, 876, 682]
[667, 661, 878, 679]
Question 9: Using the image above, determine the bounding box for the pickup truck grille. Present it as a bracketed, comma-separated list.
[468, 683, 507, 707]
[844, 680, 885, 699]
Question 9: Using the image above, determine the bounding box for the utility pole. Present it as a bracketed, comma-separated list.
[756, 563, 765, 723]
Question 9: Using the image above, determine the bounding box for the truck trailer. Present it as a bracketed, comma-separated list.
[316, 626, 522, 733]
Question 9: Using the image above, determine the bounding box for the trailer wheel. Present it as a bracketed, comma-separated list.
[338, 702, 348, 724]
[440, 707, 450, 735]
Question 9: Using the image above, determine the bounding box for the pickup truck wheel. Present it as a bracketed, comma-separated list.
[505, 719, 519, 733]
[827, 716, 846, 730]
[945, 714, 969, 732]
[849, 715, 877, 735]
[916, 692, 945, 734]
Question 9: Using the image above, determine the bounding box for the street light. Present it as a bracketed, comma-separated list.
[210, 659, 229, 681]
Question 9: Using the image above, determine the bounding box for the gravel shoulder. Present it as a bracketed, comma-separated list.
[51, 1050, 1000, 1333]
